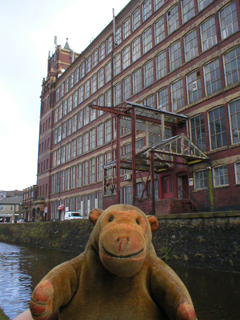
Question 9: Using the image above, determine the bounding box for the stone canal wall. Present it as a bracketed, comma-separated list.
[0, 212, 239, 272]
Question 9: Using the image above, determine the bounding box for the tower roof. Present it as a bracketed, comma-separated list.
[63, 38, 70, 50]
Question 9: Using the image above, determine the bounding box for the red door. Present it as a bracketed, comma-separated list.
[162, 176, 173, 199]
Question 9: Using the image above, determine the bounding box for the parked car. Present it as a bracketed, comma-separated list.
[64, 211, 83, 220]
[17, 219, 25, 223]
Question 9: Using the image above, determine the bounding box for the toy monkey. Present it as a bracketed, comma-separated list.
[29, 204, 197, 320]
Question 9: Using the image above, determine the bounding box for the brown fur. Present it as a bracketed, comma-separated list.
[30, 204, 197, 320]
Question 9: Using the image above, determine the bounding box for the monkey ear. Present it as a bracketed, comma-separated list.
[147, 216, 159, 232]
[89, 208, 104, 225]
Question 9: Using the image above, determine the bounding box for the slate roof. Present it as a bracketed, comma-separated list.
[0, 196, 23, 205]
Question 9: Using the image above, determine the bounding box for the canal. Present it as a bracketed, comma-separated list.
[0, 242, 239, 320]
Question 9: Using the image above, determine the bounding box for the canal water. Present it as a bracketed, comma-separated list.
[0, 241, 239, 320]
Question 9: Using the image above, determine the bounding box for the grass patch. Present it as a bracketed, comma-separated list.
[0, 308, 9, 320]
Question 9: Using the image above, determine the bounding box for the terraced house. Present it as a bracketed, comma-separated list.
[30, 0, 240, 221]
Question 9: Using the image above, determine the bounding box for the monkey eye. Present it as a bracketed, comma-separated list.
[109, 216, 114, 222]
[136, 219, 140, 225]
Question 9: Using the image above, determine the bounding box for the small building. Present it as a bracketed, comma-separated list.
[0, 196, 23, 223]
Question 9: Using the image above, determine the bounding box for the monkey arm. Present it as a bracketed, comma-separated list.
[150, 257, 197, 320]
[30, 254, 84, 320]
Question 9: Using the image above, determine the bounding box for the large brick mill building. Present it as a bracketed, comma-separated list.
[27, 0, 240, 221]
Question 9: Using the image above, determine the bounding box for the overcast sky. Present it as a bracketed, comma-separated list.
[0, 0, 130, 191]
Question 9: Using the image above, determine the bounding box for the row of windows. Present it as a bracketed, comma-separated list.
[55, 0, 230, 103]
[52, 153, 107, 193]
[53, 4, 239, 124]
[50, 191, 103, 219]
[194, 162, 240, 190]
[190, 98, 240, 152]
[113, 45, 240, 111]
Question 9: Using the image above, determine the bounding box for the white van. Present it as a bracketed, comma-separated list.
[64, 211, 83, 220]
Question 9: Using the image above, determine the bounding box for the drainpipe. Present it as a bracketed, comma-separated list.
[208, 166, 214, 211]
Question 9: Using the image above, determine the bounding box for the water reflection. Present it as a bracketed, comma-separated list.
[0, 242, 239, 320]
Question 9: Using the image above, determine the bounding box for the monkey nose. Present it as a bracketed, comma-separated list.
[117, 237, 130, 254]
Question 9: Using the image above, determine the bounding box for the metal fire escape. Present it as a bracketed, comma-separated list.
[90, 101, 208, 214]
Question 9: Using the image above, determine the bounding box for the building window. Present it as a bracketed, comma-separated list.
[83, 161, 89, 185]
[85, 80, 90, 99]
[122, 46, 130, 70]
[65, 168, 70, 190]
[68, 95, 73, 113]
[91, 74, 97, 94]
[219, 2, 238, 40]
[97, 124, 104, 146]
[97, 68, 104, 89]
[124, 186, 133, 204]
[171, 79, 184, 111]
[77, 136, 83, 156]
[157, 87, 169, 110]
[75, 68, 79, 84]
[73, 91, 78, 109]
[90, 158, 96, 183]
[154, 0, 164, 11]
[99, 42, 105, 61]
[78, 110, 83, 129]
[208, 106, 227, 150]
[123, 18, 131, 39]
[145, 95, 155, 108]
[132, 37, 141, 62]
[83, 132, 89, 153]
[86, 56, 91, 74]
[234, 162, 240, 184]
[167, 5, 179, 35]
[190, 114, 206, 151]
[66, 142, 71, 161]
[90, 128, 96, 149]
[114, 53, 121, 76]
[187, 70, 202, 104]
[224, 47, 240, 86]
[92, 50, 98, 68]
[105, 61, 111, 83]
[80, 63, 85, 79]
[184, 29, 198, 62]
[142, 28, 152, 54]
[116, 26, 121, 45]
[133, 7, 141, 31]
[154, 16, 165, 45]
[194, 170, 207, 190]
[71, 139, 76, 158]
[200, 17, 217, 52]
[60, 122, 65, 141]
[133, 68, 142, 95]
[143, 60, 154, 88]
[181, 0, 195, 24]
[204, 59, 222, 95]
[60, 171, 65, 191]
[213, 166, 229, 187]
[84, 106, 89, 126]
[97, 155, 104, 181]
[67, 119, 72, 136]
[105, 119, 112, 143]
[198, 0, 213, 11]
[71, 167, 76, 189]
[156, 51, 167, 80]
[105, 89, 112, 107]
[142, 0, 152, 22]
[61, 146, 66, 163]
[169, 40, 182, 72]
[107, 36, 112, 54]
[90, 106, 96, 122]
[97, 191, 103, 209]
[76, 163, 82, 187]
[229, 98, 240, 144]
[114, 83, 121, 106]
[123, 76, 131, 100]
